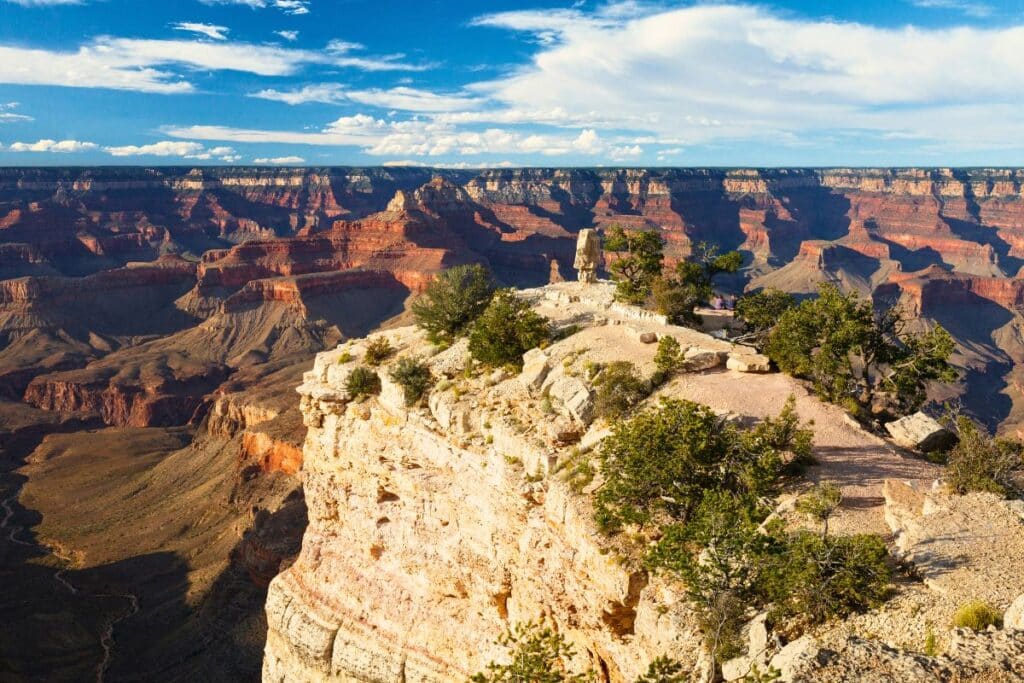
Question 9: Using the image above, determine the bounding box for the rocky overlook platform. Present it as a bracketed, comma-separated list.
[262, 282, 1024, 683]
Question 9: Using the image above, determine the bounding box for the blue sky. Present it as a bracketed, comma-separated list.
[0, 0, 1022, 166]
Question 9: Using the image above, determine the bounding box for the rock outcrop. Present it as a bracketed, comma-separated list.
[885, 412, 957, 452]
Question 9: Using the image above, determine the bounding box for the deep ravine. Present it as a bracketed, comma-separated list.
[1, 476, 140, 683]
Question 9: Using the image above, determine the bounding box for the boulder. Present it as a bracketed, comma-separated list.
[726, 353, 771, 373]
[564, 388, 595, 424]
[684, 347, 723, 371]
[519, 348, 550, 391]
[768, 635, 820, 682]
[1005, 594, 1024, 630]
[885, 412, 957, 452]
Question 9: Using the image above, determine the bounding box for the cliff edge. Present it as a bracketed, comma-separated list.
[263, 282, 1024, 682]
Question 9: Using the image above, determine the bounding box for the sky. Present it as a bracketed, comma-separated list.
[0, 0, 1023, 167]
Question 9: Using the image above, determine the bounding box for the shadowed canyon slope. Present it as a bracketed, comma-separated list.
[3, 166, 1024, 680]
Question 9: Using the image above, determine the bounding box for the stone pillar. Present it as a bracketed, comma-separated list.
[574, 228, 602, 284]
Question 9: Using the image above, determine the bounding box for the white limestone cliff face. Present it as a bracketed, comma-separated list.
[261, 281, 1024, 683]
[262, 284, 733, 683]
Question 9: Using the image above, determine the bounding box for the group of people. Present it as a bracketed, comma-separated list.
[710, 294, 735, 311]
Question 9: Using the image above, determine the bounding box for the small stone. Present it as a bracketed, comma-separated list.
[638, 331, 658, 344]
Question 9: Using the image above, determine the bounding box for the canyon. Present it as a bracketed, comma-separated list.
[2, 166, 1024, 681]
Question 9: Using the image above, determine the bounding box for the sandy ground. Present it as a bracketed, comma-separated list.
[668, 369, 940, 535]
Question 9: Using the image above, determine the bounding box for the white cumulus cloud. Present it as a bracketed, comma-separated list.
[104, 141, 214, 158]
[252, 84, 346, 105]
[9, 139, 97, 152]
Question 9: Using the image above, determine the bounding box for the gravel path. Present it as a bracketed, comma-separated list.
[665, 369, 940, 535]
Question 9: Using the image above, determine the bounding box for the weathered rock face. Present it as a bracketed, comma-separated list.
[262, 288, 757, 682]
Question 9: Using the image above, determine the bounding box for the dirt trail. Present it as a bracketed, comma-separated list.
[668, 369, 940, 535]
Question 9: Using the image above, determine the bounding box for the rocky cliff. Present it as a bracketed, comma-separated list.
[263, 282, 1024, 683]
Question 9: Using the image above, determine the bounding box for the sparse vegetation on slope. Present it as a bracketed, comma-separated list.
[943, 414, 1022, 497]
[469, 622, 592, 683]
[592, 394, 892, 679]
[345, 366, 381, 398]
[951, 601, 1002, 631]
[593, 361, 650, 420]
[363, 336, 394, 366]
[389, 356, 432, 406]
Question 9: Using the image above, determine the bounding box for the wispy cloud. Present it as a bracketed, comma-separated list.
[103, 140, 239, 159]
[250, 84, 481, 111]
[275, 30, 299, 41]
[909, 0, 994, 18]
[172, 22, 230, 41]
[252, 83, 346, 105]
[2, 0, 84, 5]
[0, 102, 31, 123]
[198, 0, 310, 14]
[0, 36, 430, 94]
[254, 155, 305, 163]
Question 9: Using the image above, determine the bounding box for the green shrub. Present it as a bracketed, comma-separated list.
[653, 336, 684, 382]
[594, 361, 650, 420]
[363, 336, 394, 366]
[470, 621, 593, 683]
[760, 531, 893, 629]
[746, 395, 816, 474]
[337, 351, 354, 364]
[924, 624, 938, 656]
[944, 415, 1022, 497]
[604, 225, 665, 304]
[595, 399, 808, 532]
[651, 276, 703, 327]
[411, 264, 496, 344]
[650, 243, 743, 326]
[951, 601, 1001, 631]
[345, 366, 381, 398]
[388, 356, 432, 406]
[765, 283, 955, 416]
[468, 289, 550, 368]
[734, 289, 797, 350]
